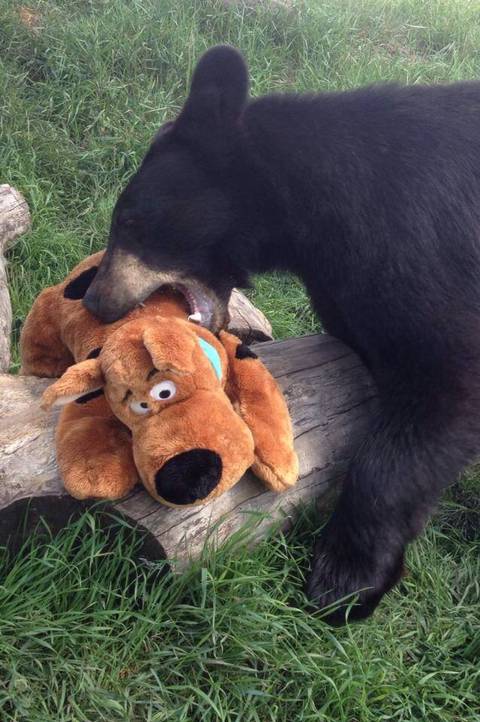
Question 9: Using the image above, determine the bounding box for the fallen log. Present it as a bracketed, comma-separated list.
[0, 185, 31, 371]
[0, 334, 378, 565]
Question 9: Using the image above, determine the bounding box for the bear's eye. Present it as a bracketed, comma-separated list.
[130, 400, 150, 415]
[150, 380, 177, 401]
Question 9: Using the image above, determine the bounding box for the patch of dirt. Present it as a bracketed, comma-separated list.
[18, 6, 42, 34]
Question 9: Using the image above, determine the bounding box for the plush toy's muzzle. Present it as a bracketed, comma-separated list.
[130, 388, 255, 506]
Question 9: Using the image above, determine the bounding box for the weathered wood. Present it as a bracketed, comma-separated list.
[227, 288, 272, 342]
[0, 185, 31, 371]
[0, 334, 378, 565]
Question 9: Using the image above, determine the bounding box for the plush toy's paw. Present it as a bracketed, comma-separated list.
[62, 449, 139, 500]
[251, 453, 298, 493]
[305, 528, 404, 625]
[57, 417, 139, 500]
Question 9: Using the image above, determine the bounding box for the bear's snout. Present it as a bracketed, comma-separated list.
[154, 449, 223, 505]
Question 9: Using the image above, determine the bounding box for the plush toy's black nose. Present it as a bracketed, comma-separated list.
[154, 449, 223, 505]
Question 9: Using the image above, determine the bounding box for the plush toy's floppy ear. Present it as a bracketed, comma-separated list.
[63, 265, 98, 300]
[219, 331, 299, 493]
[41, 358, 104, 410]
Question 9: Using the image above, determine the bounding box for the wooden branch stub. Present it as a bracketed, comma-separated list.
[0, 185, 31, 372]
[227, 289, 273, 342]
[0, 334, 378, 565]
[0, 185, 31, 252]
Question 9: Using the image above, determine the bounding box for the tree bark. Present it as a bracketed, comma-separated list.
[0, 185, 31, 371]
[0, 334, 378, 566]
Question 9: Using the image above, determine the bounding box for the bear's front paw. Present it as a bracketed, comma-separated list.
[305, 530, 404, 625]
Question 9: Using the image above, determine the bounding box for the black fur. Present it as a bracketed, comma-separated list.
[87, 46, 480, 622]
[75, 388, 104, 405]
[86, 347, 102, 359]
[154, 449, 222, 505]
[235, 343, 258, 360]
[64, 266, 98, 300]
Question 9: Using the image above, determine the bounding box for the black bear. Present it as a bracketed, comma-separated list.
[84, 46, 480, 624]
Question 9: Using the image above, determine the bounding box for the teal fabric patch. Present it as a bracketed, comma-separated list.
[198, 338, 222, 380]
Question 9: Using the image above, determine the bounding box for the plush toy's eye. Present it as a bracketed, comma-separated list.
[150, 380, 177, 401]
[130, 400, 150, 415]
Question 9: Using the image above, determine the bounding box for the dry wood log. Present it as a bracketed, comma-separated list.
[0, 185, 31, 372]
[0, 334, 378, 565]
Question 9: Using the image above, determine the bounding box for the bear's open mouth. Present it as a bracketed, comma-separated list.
[161, 283, 215, 329]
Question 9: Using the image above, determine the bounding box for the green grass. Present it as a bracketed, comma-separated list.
[5, 0, 480, 355]
[0, 496, 478, 722]
[1, 0, 479, 719]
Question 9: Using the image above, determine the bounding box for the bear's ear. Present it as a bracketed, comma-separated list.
[41, 358, 105, 409]
[175, 45, 248, 138]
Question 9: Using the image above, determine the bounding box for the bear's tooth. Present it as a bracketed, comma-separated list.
[188, 312, 202, 324]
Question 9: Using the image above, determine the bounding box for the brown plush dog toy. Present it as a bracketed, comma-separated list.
[20, 252, 298, 506]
